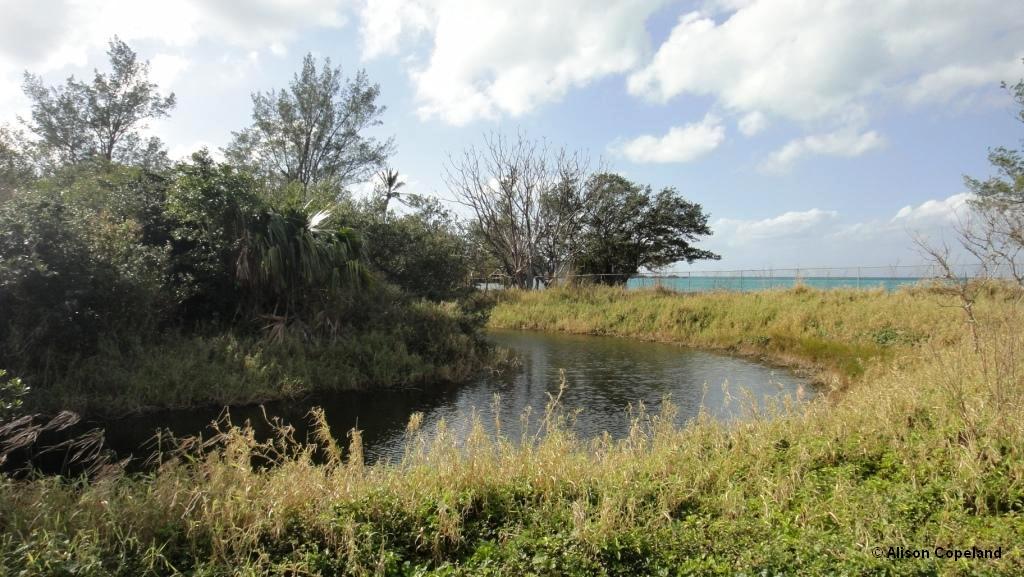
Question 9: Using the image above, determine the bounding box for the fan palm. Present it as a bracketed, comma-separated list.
[236, 202, 371, 336]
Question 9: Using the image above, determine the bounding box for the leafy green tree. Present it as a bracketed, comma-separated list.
[0, 126, 35, 202]
[35, 162, 173, 248]
[351, 194, 471, 301]
[226, 53, 393, 192]
[0, 162, 178, 376]
[576, 173, 719, 285]
[165, 149, 260, 322]
[0, 190, 170, 373]
[22, 37, 175, 168]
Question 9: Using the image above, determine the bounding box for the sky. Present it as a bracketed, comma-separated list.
[1, 0, 1022, 271]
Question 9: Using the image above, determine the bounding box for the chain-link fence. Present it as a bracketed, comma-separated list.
[472, 263, 1013, 293]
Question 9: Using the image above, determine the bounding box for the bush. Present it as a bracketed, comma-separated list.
[0, 369, 28, 421]
[164, 149, 260, 324]
[0, 190, 169, 374]
[344, 195, 472, 301]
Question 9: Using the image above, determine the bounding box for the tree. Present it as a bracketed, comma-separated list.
[965, 69, 1024, 207]
[236, 202, 371, 339]
[375, 166, 405, 221]
[576, 173, 719, 285]
[956, 62, 1024, 286]
[445, 133, 589, 289]
[0, 126, 35, 202]
[165, 149, 260, 322]
[0, 188, 171, 374]
[226, 53, 393, 192]
[535, 154, 592, 285]
[349, 194, 471, 301]
[21, 37, 175, 167]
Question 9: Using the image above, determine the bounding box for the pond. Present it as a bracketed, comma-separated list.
[84, 329, 813, 465]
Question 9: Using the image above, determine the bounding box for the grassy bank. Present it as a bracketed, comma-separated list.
[2, 286, 1023, 575]
[489, 285, 986, 387]
[23, 298, 493, 418]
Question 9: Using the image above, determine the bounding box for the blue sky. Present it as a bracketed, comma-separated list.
[1, 0, 1022, 270]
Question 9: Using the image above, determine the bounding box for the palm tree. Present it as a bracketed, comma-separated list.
[376, 167, 405, 221]
[236, 202, 371, 338]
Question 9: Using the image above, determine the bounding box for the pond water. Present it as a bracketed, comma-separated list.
[83, 329, 812, 465]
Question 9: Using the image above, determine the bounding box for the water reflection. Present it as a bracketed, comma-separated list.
[86, 329, 812, 465]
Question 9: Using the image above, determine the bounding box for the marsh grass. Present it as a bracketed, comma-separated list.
[25, 299, 493, 418]
[489, 284, 1011, 387]
[2, 286, 1023, 575]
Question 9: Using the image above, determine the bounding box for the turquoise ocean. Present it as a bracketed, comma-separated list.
[625, 276, 925, 292]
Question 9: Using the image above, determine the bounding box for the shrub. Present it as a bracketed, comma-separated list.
[0, 191, 169, 374]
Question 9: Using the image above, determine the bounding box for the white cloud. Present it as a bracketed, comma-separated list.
[704, 196, 985, 268]
[737, 111, 767, 136]
[359, 0, 434, 60]
[0, 0, 349, 72]
[892, 193, 972, 225]
[0, 0, 73, 64]
[905, 59, 1023, 105]
[614, 114, 725, 163]
[269, 42, 288, 57]
[832, 193, 974, 241]
[357, 0, 668, 125]
[346, 179, 377, 198]
[628, 1, 1024, 123]
[761, 127, 885, 173]
[714, 208, 839, 245]
[0, 0, 355, 132]
[149, 53, 191, 90]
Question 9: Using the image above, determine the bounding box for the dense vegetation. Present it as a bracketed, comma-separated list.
[0, 41, 491, 417]
[0, 38, 722, 417]
[0, 285, 1021, 575]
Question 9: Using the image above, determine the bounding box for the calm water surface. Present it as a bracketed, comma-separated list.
[93, 329, 812, 464]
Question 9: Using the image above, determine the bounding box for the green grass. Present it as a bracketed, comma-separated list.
[2, 285, 1023, 575]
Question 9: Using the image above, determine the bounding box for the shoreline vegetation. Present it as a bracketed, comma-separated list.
[21, 298, 497, 419]
[488, 284, 966, 390]
[2, 284, 1023, 575]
